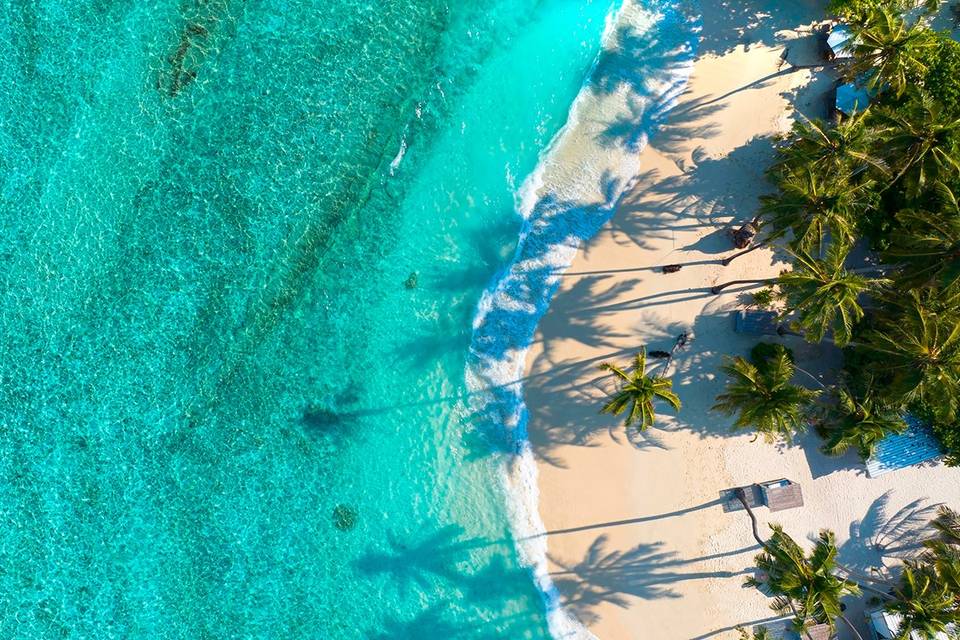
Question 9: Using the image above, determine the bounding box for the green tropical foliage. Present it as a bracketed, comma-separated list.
[774, 112, 888, 178]
[776, 244, 880, 346]
[718, 0, 960, 463]
[846, 8, 938, 96]
[931, 505, 960, 546]
[736, 627, 772, 640]
[884, 205, 960, 285]
[713, 344, 820, 443]
[876, 92, 960, 197]
[819, 385, 907, 458]
[861, 290, 960, 421]
[736, 506, 960, 640]
[711, 0, 960, 463]
[925, 38, 960, 118]
[746, 526, 860, 631]
[598, 348, 681, 431]
[761, 166, 874, 255]
[884, 562, 960, 638]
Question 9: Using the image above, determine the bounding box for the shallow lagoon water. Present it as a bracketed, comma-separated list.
[0, 1, 620, 637]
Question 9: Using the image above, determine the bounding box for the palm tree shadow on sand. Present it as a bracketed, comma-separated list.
[838, 491, 943, 575]
[549, 534, 751, 626]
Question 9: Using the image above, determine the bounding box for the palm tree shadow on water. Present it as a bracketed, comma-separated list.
[355, 525, 552, 638]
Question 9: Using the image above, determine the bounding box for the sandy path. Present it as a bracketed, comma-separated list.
[523, 1, 960, 638]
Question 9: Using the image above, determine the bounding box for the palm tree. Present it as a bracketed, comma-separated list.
[861, 290, 960, 421]
[884, 205, 960, 285]
[846, 8, 938, 96]
[745, 526, 863, 638]
[877, 92, 960, 198]
[760, 165, 876, 256]
[598, 348, 681, 431]
[713, 344, 821, 443]
[884, 562, 960, 639]
[777, 244, 881, 346]
[773, 111, 889, 179]
[737, 626, 772, 640]
[819, 386, 907, 459]
[713, 247, 882, 347]
[931, 506, 960, 546]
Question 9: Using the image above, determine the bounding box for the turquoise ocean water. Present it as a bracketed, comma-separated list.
[0, 1, 623, 637]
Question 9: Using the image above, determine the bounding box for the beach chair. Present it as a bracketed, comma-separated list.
[734, 310, 782, 336]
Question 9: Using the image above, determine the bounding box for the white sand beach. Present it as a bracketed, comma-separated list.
[523, 1, 960, 638]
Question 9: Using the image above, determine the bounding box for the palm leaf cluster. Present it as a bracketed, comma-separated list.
[715, 0, 960, 460]
[598, 348, 680, 431]
[819, 385, 907, 458]
[746, 526, 860, 633]
[741, 506, 960, 640]
[713, 344, 820, 443]
[885, 507, 960, 638]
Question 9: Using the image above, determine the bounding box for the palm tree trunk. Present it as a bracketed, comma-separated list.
[834, 562, 896, 600]
[722, 241, 768, 266]
[711, 278, 775, 294]
[838, 613, 867, 640]
[793, 365, 827, 389]
[734, 490, 817, 640]
[736, 488, 766, 548]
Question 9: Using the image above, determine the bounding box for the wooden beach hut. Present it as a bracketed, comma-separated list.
[760, 478, 804, 512]
[722, 478, 804, 513]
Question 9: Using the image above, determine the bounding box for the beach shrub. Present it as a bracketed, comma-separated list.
[750, 287, 778, 309]
[930, 419, 960, 467]
[925, 38, 960, 118]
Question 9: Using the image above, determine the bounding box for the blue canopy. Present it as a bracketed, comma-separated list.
[835, 82, 871, 116]
[866, 414, 942, 478]
[827, 25, 855, 58]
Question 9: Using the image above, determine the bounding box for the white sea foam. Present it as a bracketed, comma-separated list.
[390, 135, 408, 174]
[464, 0, 701, 637]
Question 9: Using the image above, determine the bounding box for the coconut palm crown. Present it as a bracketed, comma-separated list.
[884, 562, 960, 639]
[598, 348, 681, 431]
[847, 8, 938, 96]
[713, 344, 821, 443]
[819, 386, 907, 459]
[746, 526, 861, 631]
[777, 243, 882, 346]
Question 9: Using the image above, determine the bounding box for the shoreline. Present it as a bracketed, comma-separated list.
[464, 0, 700, 637]
[522, 1, 960, 639]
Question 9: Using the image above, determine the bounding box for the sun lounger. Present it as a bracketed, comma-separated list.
[734, 310, 782, 336]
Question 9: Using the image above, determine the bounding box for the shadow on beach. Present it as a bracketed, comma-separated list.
[549, 534, 754, 625]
